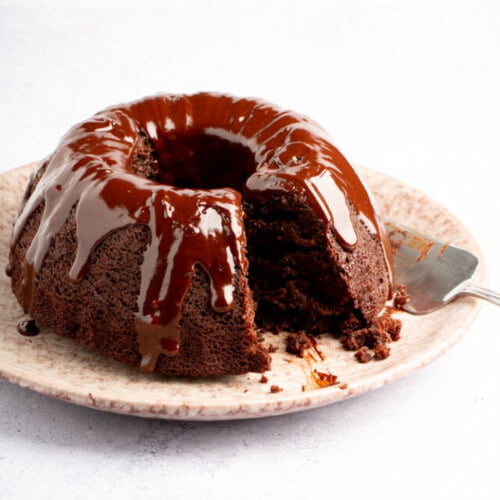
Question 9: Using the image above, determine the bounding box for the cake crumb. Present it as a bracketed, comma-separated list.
[377, 313, 402, 341]
[259, 375, 268, 384]
[387, 317, 402, 341]
[338, 383, 348, 390]
[373, 344, 391, 360]
[355, 346, 373, 363]
[267, 344, 278, 353]
[343, 329, 367, 350]
[394, 285, 410, 309]
[270, 385, 283, 393]
[343, 308, 402, 362]
[286, 330, 312, 357]
[365, 326, 391, 348]
[301, 385, 306, 392]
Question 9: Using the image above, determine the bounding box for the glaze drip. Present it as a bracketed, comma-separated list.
[10, 92, 392, 373]
[5, 263, 13, 277]
[17, 319, 40, 337]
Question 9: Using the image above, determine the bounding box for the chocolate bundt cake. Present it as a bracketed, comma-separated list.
[8, 92, 393, 377]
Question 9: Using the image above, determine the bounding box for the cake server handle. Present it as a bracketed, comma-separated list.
[456, 285, 500, 307]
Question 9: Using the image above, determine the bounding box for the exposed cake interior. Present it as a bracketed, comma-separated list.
[245, 194, 357, 334]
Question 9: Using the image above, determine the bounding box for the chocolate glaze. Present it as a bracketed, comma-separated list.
[307, 334, 326, 361]
[9, 92, 392, 373]
[312, 370, 338, 388]
[17, 319, 40, 337]
[5, 263, 13, 277]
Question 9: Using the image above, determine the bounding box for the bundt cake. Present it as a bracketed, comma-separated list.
[8, 92, 393, 377]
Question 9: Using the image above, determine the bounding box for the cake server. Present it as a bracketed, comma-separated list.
[386, 221, 500, 314]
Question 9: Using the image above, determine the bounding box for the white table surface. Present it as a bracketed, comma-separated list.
[1, 1, 499, 498]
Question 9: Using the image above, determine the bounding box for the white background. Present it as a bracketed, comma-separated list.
[1, 1, 500, 498]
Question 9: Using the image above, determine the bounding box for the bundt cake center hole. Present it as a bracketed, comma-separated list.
[133, 131, 258, 191]
[158, 133, 257, 191]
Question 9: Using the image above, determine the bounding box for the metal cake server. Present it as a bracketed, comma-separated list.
[386, 221, 500, 314]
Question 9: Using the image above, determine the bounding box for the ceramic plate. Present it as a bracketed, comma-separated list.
[0, 163, 485, 420]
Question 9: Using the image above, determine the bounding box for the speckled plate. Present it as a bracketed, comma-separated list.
[0, 163, 485, 420]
